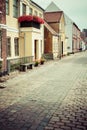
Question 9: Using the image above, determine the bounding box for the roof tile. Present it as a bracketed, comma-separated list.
[44, 11, 63, 23]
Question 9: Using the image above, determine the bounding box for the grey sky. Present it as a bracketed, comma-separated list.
[33, 0, 87, 31]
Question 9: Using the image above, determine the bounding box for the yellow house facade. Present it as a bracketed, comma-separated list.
[6, 0, 44, 62]
[6, 0, 19, 60]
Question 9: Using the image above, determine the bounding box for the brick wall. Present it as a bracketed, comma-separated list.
[1, 29, 7, 71]
[0, 0, 6, 24]
[0, 0, 7, 72]
[44, 27, 52, 53]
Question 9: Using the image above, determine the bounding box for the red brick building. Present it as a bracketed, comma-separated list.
[0, 0, 7, 75]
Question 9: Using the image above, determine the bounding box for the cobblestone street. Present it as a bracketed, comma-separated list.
[0, 52, 87, 130]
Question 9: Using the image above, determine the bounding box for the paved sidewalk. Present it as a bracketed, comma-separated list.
[0, 52, 87, 130]
[44, 78, 87, 130]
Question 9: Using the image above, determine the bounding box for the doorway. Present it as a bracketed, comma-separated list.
[34, 40, 38, 59]
[61, 41, 63, 55]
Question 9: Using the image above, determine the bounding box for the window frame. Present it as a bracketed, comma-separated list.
[29, 7, 33, 15]
[6, 0, 9, 15]
[39, 13, 42, 18]
[0, 30, 2, 58]
[13, 0, 18, 18]
[7, 37, 11, 57]
[14, 38, 19, 56]
[22, 3, 26, 15]
[34, 10, 38, 16]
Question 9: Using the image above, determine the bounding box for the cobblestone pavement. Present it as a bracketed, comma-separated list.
[0, 52, 87, 130]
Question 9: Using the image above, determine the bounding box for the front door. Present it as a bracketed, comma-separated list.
[34, 40, 39, 59]
[61, 41, 63, 55]
[34, 40, 37, 59]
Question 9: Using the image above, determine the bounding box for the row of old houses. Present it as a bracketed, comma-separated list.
[0, 0, 85, 75]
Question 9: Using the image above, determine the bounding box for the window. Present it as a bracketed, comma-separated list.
[40, 40, 42, 55]
[34, 10, 37, 16]
[39, 13, 42, 18]
[22, 3, 26, 15]
[6, 0, 9, 15]
[29, 8, 33, 15]
[14, 38, 19, 56]
[7, 37, 11, 57]
[0, 31, 2, 57]
[13, 0, 18, 18]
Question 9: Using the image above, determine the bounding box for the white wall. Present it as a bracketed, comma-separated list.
[65, 14, 73, 53]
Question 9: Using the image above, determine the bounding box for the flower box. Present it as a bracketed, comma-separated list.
[20, 21, 40, 29]
[18, 15, 44, 28]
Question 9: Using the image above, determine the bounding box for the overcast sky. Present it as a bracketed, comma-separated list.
[33, 0, 87, 31]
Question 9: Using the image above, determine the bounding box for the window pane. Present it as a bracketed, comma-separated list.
[22, 4, 26, 15]
[14, 38, 19, 56]
[0, 31, 2, 57]
[6, 0, 9, 15]
[39, 13, 42, 18]
[34, 10, 37, 16]
[13, 0, 18, 18]
[7, 38, 11, 57]
[29, 8, 33, 15]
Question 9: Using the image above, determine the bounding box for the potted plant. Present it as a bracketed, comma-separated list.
[40, 58, 45, 65]
[34, 61, 39, 67]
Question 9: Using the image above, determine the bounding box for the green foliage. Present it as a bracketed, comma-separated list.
[34, 61, 39, 67]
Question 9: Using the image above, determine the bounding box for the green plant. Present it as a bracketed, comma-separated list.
[40, 58, 45, 65]
[67, 52, 70, 56]
[34, 61, 39, 67]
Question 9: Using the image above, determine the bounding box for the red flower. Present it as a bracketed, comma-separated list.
[18, 15, 33, 22]
[18, 15, 44, 24]
[33, 15, 44, 24]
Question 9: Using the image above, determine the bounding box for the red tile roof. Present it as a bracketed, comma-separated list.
[44, 11, 63, 23]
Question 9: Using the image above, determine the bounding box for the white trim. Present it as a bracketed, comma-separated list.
[0, 24, 7, 29]
[0, 58, 3, 61]
[20, 28, 42, 34]
[0, 24, 19, 33]
[7, 26, 19, 33]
